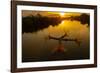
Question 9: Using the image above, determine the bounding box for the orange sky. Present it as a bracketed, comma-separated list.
[22, 10, 82, 17]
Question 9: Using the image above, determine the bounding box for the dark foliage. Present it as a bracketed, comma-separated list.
[22, 13, 90, 33]
[22, 14, 61, 33]
[68, 13, 90, 26]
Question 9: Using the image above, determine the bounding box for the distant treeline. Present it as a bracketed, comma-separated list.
[22, 14, 61, 33]
[22, 13, 90, 33]
[69, 13, 90, 25]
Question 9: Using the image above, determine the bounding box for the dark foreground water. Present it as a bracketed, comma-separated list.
[22, 20, 90, 62]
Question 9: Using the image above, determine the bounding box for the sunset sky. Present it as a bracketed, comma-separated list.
[22, 10, 82, 17]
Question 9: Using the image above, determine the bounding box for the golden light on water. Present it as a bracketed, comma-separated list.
[22, 10, 89, 40]
[47, 19, 89, 38]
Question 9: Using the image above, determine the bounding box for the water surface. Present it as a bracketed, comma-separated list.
[22, 20, 89, 62]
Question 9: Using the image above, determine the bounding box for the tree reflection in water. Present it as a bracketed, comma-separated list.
[22, 13, 90, 33]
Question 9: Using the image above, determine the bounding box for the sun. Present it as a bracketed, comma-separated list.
[59, 12, 65, 17]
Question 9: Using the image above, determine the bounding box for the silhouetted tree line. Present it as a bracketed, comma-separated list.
[22, 13, 90, 33]
[22, 14, 61, 33]
[68, 13, 90, 26]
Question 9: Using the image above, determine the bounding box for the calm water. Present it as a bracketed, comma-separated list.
[22, 20, 90, 62]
